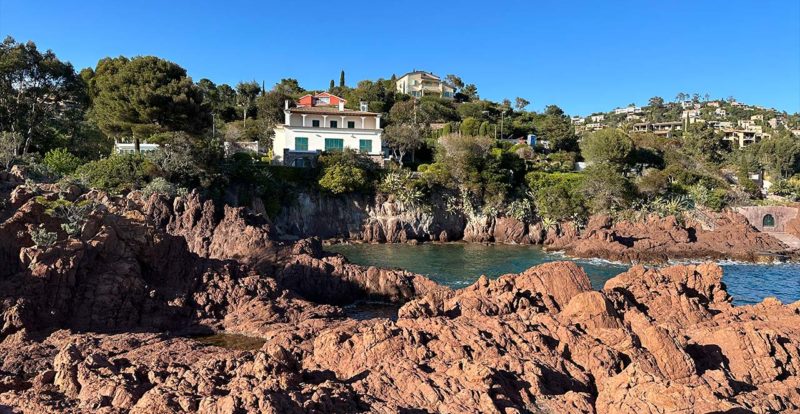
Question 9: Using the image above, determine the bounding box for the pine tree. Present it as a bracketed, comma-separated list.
[339, 70, 345, 87]
[329, 79, 335, 92]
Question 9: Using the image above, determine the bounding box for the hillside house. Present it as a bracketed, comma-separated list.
[271, 93, 385, 167]
[395, 71, 455, 99]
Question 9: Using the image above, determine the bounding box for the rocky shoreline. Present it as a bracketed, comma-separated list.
[1, 176, 799, 413]
[272, 191, 796, 264]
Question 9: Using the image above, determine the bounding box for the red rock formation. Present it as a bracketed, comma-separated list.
[1, 181, 798, 413]
[553, 212, 789, 263]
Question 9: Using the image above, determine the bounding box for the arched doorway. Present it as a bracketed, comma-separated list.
[763, 214, 775, 228]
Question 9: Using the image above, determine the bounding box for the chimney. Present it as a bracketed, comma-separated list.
[284, 100, 289, 110]
[338, 101, 345, 111]
[360, 101, 368, 111]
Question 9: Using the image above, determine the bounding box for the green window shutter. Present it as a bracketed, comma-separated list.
[325, 138, 344, 151]
[347, 121, 356, 129]
[295, 137, 308, 151]
[330, 120, 338, 128]
[359, 139, 372, 153]
[312, 120, 320, 127]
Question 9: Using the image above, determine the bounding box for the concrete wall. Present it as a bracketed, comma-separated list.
[735, 206, 799, 232]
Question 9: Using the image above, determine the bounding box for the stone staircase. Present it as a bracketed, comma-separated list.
[767, 232, 800, 251]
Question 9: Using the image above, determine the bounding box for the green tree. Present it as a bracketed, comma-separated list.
[329, 79, 335, 92]
[526, 171, 586, 220]
[538, 105, 578, 152]
[445, 74, 464, 91]
[681, 122, 727, 163]
[580, 128, 633, 166]
[755, 131, 800, 178]
[0, 37, 86, 155]
[580, 163, 633, 213]
[236, 81, 261, 128]
[460, 84, 479, 101]
[88, 56, 208, 152]
[514, 97, 530, 111]
[273, 78, 305, 96]
[339, 70, 345, 87]
[460, 117, 481, 136]
[0, 131, 22, 171]
[384, 122, 424, 167]
[646, 96, 665, 122]
[434, 133, 494, 189]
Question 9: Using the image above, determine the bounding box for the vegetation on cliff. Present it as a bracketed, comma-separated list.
[2, 36, 800, 230]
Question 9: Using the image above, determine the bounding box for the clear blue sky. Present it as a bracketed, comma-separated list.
[2, 0, 799, 115]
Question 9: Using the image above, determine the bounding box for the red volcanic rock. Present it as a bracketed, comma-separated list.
[1, 183, 799, 413]
[554, 212, 788, 263]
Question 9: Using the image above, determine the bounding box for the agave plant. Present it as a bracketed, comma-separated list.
[663, 195, 693, 216]
[540, 216, 558, 232]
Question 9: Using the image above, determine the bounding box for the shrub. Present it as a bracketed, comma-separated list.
[317, 149, 377, 195]
[30, 224, 57, 247]
[525, 171, 586, 220]
[379, 170, 426, 206]
[43, 148, 82, 177]
[769, 176, 800, 201]
[75, 154, 158, 192]
[319, 164, 367, 194]
[416, 163, 430, 173]
[688, 184, 729, 211]
[506, 198, 533, 222]
[38, 197, 94, 238]
[141, 177, 179, 198]
[545, 151, 577, 172]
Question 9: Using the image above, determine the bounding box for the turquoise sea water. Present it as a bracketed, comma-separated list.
[326, 243, 800, 306]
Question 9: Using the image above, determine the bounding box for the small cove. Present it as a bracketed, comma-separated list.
[326, 243, 800, 306]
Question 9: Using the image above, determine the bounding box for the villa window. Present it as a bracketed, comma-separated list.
[325, 138, 344, 152]
[763, 214, 775, 227]
[359, 139, 372, 153]
[347, 121, 356, 129]
[312, 120, 320, 127]
[295, 137, 308, 151]
[330, 120, 338, 128]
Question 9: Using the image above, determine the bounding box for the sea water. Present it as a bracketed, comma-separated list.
[326, 243, 800, 306]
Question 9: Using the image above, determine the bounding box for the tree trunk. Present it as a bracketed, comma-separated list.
[22, 102, 36, 155]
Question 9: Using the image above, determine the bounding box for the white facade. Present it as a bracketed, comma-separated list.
[272, 105, 383, 166]
[613, 106, 642, 115]
[114, 142, 160, 154]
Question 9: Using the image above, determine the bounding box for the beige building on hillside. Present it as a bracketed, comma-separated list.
[723, 129, 770, 149]
[396, 71, 455, 99]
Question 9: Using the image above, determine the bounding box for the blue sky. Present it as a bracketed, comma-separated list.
[2, 0, 799, 115]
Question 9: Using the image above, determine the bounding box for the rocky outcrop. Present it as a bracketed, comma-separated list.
[272, 191, 788, 263]
[3, 260, 797, 413]
[1, 180, 799, 413]
[553, 212, 789, 263]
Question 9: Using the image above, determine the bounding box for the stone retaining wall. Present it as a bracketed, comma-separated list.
[735, 206, 799, 232]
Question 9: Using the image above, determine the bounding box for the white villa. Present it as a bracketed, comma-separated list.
[613, 105, 643, 115]
[395, 71, 455, 99]
[271, 93, 384, 167]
